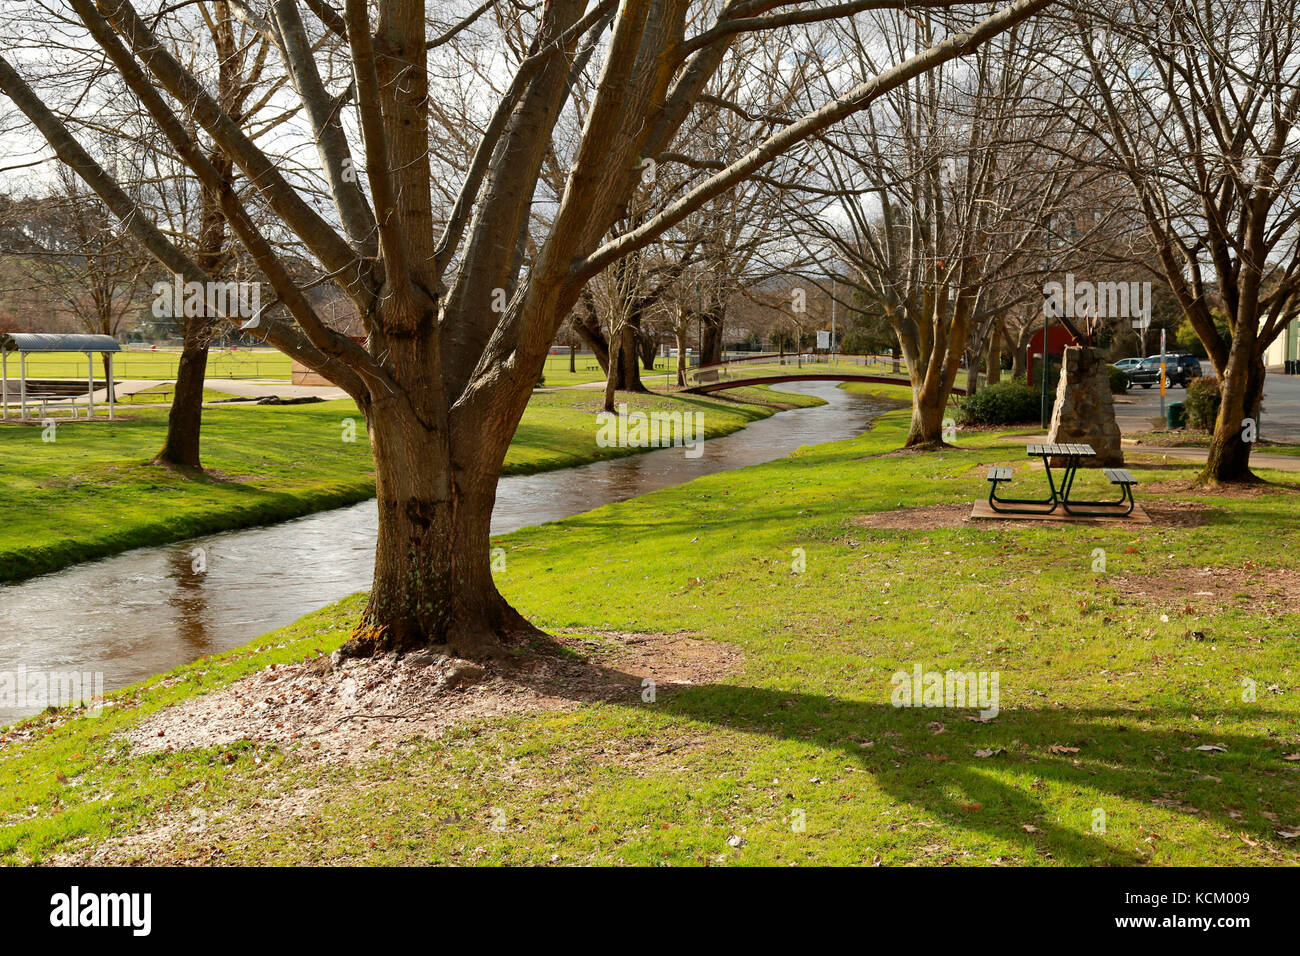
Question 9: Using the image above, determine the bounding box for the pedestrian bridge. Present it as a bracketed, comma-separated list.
[680, 353, 968, 395]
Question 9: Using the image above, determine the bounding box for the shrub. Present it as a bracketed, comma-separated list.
[1107, 364, 1130, 394]
[958, 381, 1041, 425]
[1183, 376, 1221, 431]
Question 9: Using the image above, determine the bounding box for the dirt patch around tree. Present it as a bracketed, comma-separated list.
[121, 631, 739, 766]
[1137, 477, 1300, 498]
[1108, 564, 1300, 617]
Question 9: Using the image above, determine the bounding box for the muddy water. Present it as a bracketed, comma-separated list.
[0, 382, 892, 721]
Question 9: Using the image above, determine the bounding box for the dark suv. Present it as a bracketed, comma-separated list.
[1127, 353, 1203, 388]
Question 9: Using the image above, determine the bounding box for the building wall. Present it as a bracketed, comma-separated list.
[1263, 319, 1298, 367]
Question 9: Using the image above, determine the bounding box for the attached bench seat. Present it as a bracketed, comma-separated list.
[986, 464, 1058, 514]
[1060, 466, 1137, 516]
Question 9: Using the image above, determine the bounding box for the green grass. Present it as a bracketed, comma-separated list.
[9, 350, 628, 384]
[9, 349, 292, 381]
[0, 384, 817, 583]
[3, 387, 1297, 865]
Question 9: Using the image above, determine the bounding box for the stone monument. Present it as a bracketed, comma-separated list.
[1045, 345, 1124, 466]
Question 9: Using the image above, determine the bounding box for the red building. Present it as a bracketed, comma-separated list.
[1026, 325, 1077, 386]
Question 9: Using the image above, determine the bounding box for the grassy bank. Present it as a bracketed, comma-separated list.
[3, 395, 1297, 865]
[0, 385, 817, 583]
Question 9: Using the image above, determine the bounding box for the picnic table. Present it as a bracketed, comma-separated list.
[986, 443, 1137, 516]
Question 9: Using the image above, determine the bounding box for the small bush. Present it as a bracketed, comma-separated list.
[1107, 364, 1130, 394]
[958, 381, 1041, 425]
[1183, 376, 1221, 431]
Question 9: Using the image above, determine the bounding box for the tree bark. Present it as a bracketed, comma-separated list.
[156, 315, 215, 467]
[603, 323, 623, 412]
[343, 402, 533, 658]
[906, 384, 948, 446]
[700, 311, 723, 365]
[639, 328, 657, 371]
[986, 334, 1002, 385]
[675, 326, 688, 386]
[1200, 349, 1265, 484]
[964, 355, 980, 397]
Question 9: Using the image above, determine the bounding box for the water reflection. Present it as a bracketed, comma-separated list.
[0, 382, 890, 721]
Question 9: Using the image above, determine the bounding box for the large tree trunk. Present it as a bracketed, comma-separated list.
[1010, 321, 1033, 382]
[603, 323, 623, 412]
[964, 354, 980, 397]
[675, 326, 688, 387]
[986, 333, 1003, 385]
[1200, 348, 1265, 484]
[639, 328, 657, 371]
[156, 315, 215, 467]
[906, 379, 949, 446]
[615, 315, 647, 392]
[571, 305, 646, 390]
[700, 311, 723, 365]
[343, 403, 532, 659]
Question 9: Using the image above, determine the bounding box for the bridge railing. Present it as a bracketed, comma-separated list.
[681, 352, 911, 390]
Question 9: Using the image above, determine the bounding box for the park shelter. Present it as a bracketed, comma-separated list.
[0, 332, 121, 422]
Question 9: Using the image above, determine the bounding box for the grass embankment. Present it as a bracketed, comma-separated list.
[0, 385, 816, 583]
[3, 383, 1298, 865]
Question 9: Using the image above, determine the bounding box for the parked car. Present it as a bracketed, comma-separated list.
[1112, 357, 1144, 374]
[1127, 353, 1203, 388]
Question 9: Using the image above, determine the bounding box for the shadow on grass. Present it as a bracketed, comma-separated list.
[659, 684, 1298, 864]
[512, 637, 1295, 864]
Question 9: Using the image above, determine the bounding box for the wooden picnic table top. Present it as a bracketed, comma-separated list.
[1026, 442, 1096, 457]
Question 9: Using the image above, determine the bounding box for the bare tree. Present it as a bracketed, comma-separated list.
[0, 0, 1052, 657]
[0, 170, 150, 373]
[794, 10, 1116, 444]
[1075, 0, 1300, 483]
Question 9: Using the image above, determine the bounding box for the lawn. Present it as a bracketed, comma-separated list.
[0, 384, 818, 583]
[2, 384, 1297, 865]
[10, 349, 293, 381]
[10, 350, 628, 385]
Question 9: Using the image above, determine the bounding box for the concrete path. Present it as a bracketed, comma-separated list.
[1010, 433, 1300, 473]
[1120, 443, 1300, 473]
[202, 378, 349, 401]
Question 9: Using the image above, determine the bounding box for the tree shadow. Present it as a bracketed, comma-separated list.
[506, 637, 1297, 864]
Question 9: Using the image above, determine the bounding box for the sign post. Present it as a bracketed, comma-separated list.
[1040, 296, 1052, 428]
[1159, 327, 1167, 423]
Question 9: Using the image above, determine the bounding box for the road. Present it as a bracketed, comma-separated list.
[1113, 363, 1300, 442]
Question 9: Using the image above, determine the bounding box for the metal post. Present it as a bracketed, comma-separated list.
[1, 351, 7, 422]
[830, 275, 837, 366]
[86, 351, 95, 419]
[19, 352, 26, 422]
[1040, 303, 1052, 429]
[107, 352, 115, 421]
